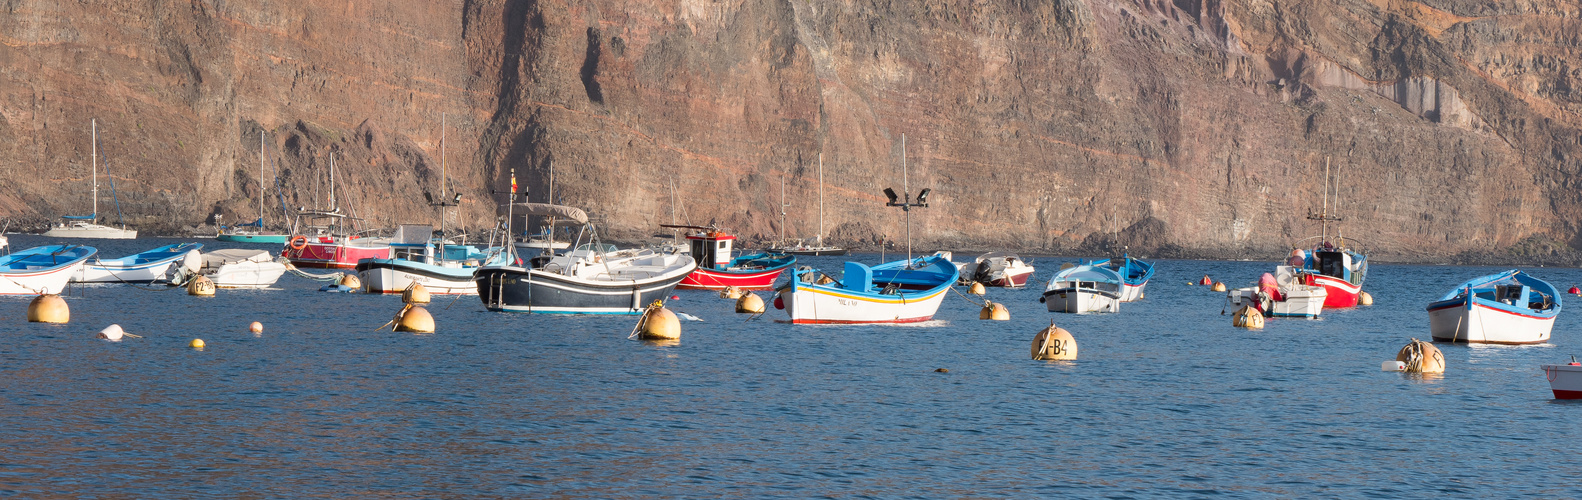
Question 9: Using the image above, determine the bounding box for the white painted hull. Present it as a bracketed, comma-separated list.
[75, 256, 191, 283]
[360, 266, 478, 295]
[1429, 302, 1554, 344]
[0, 262, 84, 294]
[208, 261, 287, 289]
[782, 284, 949, 324]
[43, 225, 137, 239]
[1043, 289, 1120, 313]
[1118, 282, 1148, 302]
[1541, 364, 1582, 399]
[1228, 285, 1327, 318]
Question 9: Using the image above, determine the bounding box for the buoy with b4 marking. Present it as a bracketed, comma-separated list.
[1032, 322, 1078, 361]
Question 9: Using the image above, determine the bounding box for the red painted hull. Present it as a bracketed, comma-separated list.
[1303, 273, 1360, 308]
[783, 315, 935, 324]
[992, 269, 1034, 287]
[283, 242, 391, 269]
[676, 266, 788, 290]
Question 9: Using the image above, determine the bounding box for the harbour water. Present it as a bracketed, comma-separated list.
[3, 235, 1582, 496]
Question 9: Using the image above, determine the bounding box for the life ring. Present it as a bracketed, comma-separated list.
[289, 235, 308, 250]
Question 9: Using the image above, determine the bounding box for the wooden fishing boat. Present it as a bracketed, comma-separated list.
[665, 224, 794, 291]
[776, 253, 958, 324]
[74, 242, 203, 283]
[0, 245, 97, 294]
[1092, 254, 1154, 302]
[1427, 270, 1560, 344]
[1041, 264, 1122, 313]
[958, 252, 1035, 288]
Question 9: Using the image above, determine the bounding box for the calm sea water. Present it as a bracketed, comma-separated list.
[3, 235, 1582, 497]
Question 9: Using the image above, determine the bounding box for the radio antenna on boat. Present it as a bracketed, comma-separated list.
[1307, 155, 1342, 246]
[883, 133, 931, 267]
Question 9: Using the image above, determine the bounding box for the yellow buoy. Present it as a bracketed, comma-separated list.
[249, 321, 263, 334]
[395, 305, 436, 333]
[1396, 338, 1445, 374]
[1210, 281, 1227, 292]
[188, 275, 216, 296]
[403, 283, 431, 304]
[1359, 291, 1374, 306]
[26, 294, 69, 323]
[638, 304, 681, 340]
[720, 286, 744, 300]
[979, 301, 1009, 320]
[1232, 305, 1264, 329]
[736, 292, 766, 314]
[1032, 322, 1078, 360]
[189, 338, 206, 349]
[969, 282, 987, 296]
[339, 273, 362, 290]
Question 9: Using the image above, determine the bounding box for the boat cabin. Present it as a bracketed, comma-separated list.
[1313, 250, 1349, 280]
[1476, 283, 1554, 312]
[687, 231, 735, 270]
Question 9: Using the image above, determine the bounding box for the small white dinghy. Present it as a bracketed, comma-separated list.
[74, 242, 203, 283]
[170, 249, 287, 289]
[1041, 264, 1122, 314]
[1227, 267, 1327, 319]
[1542, 359, 1582, 400]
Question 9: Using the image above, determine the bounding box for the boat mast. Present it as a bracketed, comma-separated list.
[91, 118, 98, 222]
[259, 132, 267, 228]
[817, 153, 824, 247]
[779, 177, 788, 245]
[903, 134, 910, 263]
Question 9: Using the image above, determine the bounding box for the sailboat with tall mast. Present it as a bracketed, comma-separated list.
[45, 119, 137, 239]
[218, 132, 289, 243]
[773, 153, 846, 256]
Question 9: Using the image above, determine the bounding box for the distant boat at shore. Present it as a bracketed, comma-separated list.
[45, 119, 136, 240]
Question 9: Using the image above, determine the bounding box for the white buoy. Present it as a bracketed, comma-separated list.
[1382, 360, 1406, 371]
[97, 324, 125, 342]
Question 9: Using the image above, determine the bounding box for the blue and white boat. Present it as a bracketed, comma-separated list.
[0, 245, 98, 294]
[1428, 270, 1561, 345]
[776, 253, 959, 324]
[356, 225, 507, 295]
[1041, 264, 1123, 313]
[1092, 254, 1155, 302]
[74, 242, 202, 283]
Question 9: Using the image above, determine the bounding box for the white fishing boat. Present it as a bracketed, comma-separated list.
[1427, 270, 1560, 344]
[1041, 264, 1122, 313]
[1227, 267, 1328, 318]
[357, 225, 505, 295]
[1093, 254, 1155, 302]
[776, 254, 958, 324]
[170, 249, 287, 289]
[44, 119, 137, 239]
[1541, 359, 1582, 399]
[958, 252, 1036, 287]
[74, 242, 203, 283]
[0, 245, 98, 294]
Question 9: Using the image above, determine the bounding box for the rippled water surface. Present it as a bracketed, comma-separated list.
[4, 235, 1582, 497]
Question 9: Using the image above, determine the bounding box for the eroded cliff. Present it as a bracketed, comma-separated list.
[2, 0, 1579, 262]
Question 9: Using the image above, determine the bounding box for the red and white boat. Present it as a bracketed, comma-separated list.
[1285, 157, 1368, 308]
[1542, 360, 1582, 399]
[957, 252, 1035, 287]
[279, 209, 391, 269]
[665, 225, 795, 291]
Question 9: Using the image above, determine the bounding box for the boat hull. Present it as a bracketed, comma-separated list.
[676, 265, 791, 291]
[42, 226, 136, 239]
[357, 259, 479, 295]
[474, 265, 692, 314]
[284, 242, 391, 269]
[217, 233, 289, 244]
[783, 248, 847, 256]
[0, 245, 97, 294]
[1428, 300, 1554, 344]
[1228, 286, 1327, 318]
[781, 282, 949, 323]
[1303, 273, 1361, 308]
[992, 267, 1034, 287]
[1541, 364, 1582, 399]
[1042, 288, 1120, 313]
[1118, 282, 1148, 302]
[208, 262, 287, 289]
[75, 257, 185, 283]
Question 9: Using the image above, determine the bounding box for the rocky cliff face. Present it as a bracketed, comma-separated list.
[1, 0, 1579, 262]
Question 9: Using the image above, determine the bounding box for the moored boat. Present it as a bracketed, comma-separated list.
[356, 224, 504, 295]
[776, 253, 958, 324]
[1227, 268, 1327, 318]
[958, 252, 1035, 288]
[1541, 360, 1582, 399]
[1288, 157, 1367, 308]
[1093, 254, 1154, 301]
[667, 224, 794, 291]
[74, 242, 203, 283]
[475, 204, 697, 314]
[172, 249, 288, 289]
[280, 209, 392, 269]
[45, 120, 137, 240]
[1427, 270, 1560, 344]
[1041, 264, 1122, 313]
[0, 245, 98, 294]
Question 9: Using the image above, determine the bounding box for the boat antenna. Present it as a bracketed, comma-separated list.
[883, 133, 931, 267]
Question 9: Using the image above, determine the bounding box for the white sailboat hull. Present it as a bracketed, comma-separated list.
[43, 224, 137, 239]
